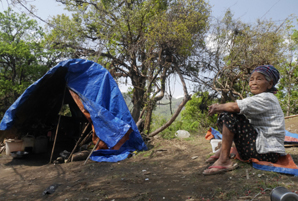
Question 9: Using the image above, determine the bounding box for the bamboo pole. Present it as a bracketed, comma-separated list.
[66, 122, 90, 162]
[84, 138, 100, 165]
[49, 86, 66, 164]
[79, 130, 93, 147]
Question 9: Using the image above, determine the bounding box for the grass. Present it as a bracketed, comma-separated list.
[136, 150, 152, 158]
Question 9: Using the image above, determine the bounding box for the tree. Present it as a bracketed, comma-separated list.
[276, 26, 298, 116]
[193, 10, 288, 102]
[0, 8, 53, 118]
[42, 0, 211, 135]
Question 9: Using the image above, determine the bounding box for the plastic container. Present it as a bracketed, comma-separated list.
[11, 151, 29, 159]
[210, 139, 222, 153]
[270, 186, 298, 201]
[34, 136, 48, 154]
[22, 135, 35, 153]
[175, 130, 190, 138]
[5, 139, 23, 156]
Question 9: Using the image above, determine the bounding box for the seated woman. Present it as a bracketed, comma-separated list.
[203, 65, 286, 175]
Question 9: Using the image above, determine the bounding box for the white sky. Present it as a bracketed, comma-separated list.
[1, 0, 298, 98]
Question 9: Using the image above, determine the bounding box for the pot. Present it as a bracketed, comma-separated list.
[270, 186, 298, 201]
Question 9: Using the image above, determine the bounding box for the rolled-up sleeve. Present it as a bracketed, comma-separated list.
[236, 94, 272, 115]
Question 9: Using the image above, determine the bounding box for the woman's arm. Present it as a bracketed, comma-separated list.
[208, 102, 240, 116]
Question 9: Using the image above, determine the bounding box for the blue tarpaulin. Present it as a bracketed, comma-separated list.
[0, 59, 147, 162]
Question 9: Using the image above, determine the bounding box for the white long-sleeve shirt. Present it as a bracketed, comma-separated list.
[236, 92, 286, 154]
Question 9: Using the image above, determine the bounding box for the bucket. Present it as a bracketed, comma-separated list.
[210, 139, 222, 153]
[270, 186, 298, 201]
[22, 135, 35, 153]
[5, 139, 23, 156]
[34, 136, 48, 154]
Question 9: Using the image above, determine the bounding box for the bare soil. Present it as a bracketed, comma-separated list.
[1, 117, 298, 201]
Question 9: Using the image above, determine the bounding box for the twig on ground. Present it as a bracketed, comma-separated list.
[251, 188, 271, 201]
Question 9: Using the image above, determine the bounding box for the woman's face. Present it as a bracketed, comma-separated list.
[249, 72, 273, 95]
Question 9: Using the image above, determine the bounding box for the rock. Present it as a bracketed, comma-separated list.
[71, 150, 90, 161]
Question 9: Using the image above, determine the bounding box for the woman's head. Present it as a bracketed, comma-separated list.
[249, 65, 280, 95]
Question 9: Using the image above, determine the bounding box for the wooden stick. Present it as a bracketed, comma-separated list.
[84, 138, 100, 165]
[49, 86, 66, 164]
[79, 130, 93, 147]
[284, 114, 298, 119]
[66, 122, 90, 162]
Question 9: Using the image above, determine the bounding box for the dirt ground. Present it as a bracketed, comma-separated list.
[1, 117, 298, 201]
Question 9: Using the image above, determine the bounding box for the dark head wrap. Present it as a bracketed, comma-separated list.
[251, 65, 280, 94]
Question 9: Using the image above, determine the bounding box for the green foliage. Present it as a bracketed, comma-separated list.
[150, 113, 184, 139]
[275, 26, 298, 116]
[59, 104, 72, 117]
[150, 92, 217, 139]
[207, 10, 288, 102]
[0, 8, 51, 118]
[47, 0, 211, 124]
[181, 92, 217, 131]
[276, 62, 298, 116]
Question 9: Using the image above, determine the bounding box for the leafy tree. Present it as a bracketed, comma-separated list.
[193, 10, 288, 102]
[277, 62, 298, 116]
[277, 26, 298, 116]
[43, 0, 211, 136]
[0, 8, 52, 118]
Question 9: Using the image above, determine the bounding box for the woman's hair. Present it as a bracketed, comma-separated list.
[262, 74, 272, 82]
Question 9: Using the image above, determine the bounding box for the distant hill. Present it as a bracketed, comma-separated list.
[153, 97, 183, 118]
[122, 93, 183, 119]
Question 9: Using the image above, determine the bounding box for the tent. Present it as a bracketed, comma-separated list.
[0, 59, 147, 162]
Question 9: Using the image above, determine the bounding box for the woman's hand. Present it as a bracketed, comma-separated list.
[208, 102, 240, 116]
[208, 103, 219, 116]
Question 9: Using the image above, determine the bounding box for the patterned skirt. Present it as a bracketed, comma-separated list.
[217, 112, 280, 163]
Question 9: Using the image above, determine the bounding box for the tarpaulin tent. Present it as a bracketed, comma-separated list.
[0, 59, 147, 162]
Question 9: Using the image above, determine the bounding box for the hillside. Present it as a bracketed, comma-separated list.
[122, 93, 184, 119]
[153, 97, 184, 118]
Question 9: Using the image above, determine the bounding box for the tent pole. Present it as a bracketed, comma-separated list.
[49, 86, 67, 164]
[79, 130, 93, 147]
[66, 122, 90, 162]
[84, 138, 100, 165]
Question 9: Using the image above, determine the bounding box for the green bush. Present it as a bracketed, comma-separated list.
[150, 92, 218, 139]
[180, 92, 217, 132]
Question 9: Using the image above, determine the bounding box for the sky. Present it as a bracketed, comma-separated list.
[1, 0, 298, 98]
[209, 0, 298, 24]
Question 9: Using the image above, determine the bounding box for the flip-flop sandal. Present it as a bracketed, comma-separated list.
[202, 163, 238, 175]
[205, 155, 219, 163]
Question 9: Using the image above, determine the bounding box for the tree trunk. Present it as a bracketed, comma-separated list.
[143, 103, 153, 134]
[131, 76, 146, 122]
[286, 92, 291, 117]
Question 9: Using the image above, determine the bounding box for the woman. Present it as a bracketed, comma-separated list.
[203, 65, 286, 175]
